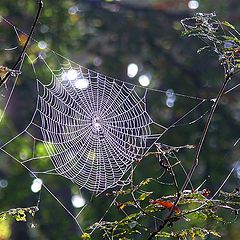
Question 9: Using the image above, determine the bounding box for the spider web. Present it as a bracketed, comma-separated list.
[0, 15, 212, 234]
[33, 60, 157, 193]
[181, 12, 240, 146]
[1, 54, 204, 192]
[2, 14, 238, 237]
[0, 60, 209, 235]
[0, 15, 209, 195]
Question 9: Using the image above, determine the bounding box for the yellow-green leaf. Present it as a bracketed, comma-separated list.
[15, 209, 26, 222]
[138, 192, 153, 201]
[81, 233, 91, 240]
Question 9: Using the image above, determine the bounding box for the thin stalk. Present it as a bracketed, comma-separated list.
[147, 70, 233, 240]
[0, 0, 43, 87]
[181, 72, 232, 192]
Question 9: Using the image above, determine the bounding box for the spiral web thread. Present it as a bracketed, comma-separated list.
[32, 59, 159, 193]
[0, 15, 218, 234]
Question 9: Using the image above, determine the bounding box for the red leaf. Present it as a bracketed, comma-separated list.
[149, 199, 181, 213]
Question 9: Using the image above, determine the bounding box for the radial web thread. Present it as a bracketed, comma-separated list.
[23, 60, 161, 193]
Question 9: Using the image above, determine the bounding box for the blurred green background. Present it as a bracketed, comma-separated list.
[0, 0, 240, 239]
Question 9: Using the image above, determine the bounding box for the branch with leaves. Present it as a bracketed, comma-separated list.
[83, 173, 240, 239]
[80, 13, 240, 240]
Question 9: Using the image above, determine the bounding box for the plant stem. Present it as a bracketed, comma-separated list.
[147, 71, 232, 240]
[0, 0, 43, 87]
[181, 72, 232, 192]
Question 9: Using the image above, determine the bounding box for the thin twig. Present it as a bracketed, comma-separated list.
[147, 192, 181, 240]
[181, 71, 232, 192]
[0, 0, 43, 87]
[147, 70, 233, 240]
[129, 166, 164, 223]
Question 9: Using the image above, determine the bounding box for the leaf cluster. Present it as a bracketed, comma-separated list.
[83, 176, 240, 239]
[0, 206, 38, 222]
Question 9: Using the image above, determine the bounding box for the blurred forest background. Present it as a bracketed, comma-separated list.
[0, 0, 240, 239]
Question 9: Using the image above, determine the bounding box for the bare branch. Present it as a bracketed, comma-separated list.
[0, 0, 43, 87]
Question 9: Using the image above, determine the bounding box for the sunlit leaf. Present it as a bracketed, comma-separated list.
[81, 233, 91, 240]
[15, 209, 26, 222]
[139, 178, 153, 187]
[138, 192, 153, 201]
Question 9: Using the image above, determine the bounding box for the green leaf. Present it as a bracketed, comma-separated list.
[0, 207, 38, 222]
[121, 211, 142, 222]
[187, 211, 207, 221]
[139, 178, 153, 187]
[138, 192, 153, 201]
[209, 230, 221, 238]
[156, 228, 221, 240]
[81, 233, 91, 240]
[15, 209, 26, 222]
[155, 232, 171, 238]
[156, 232, 172, 238]
[0, 212, 7, 221]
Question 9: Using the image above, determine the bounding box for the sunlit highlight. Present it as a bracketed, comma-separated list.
[74, 78, 89, 90]
[71, 194, 86, 208]
[138, 74, 151, 87]
[127, 63, 138, 78]
[67, 69, 78, 81]
[38, 41, 47, 50]
[188, 0, 199, 9]
[31, 178, 43, 193]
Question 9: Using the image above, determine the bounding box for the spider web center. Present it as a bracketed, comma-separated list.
[92, 115, 104, 136]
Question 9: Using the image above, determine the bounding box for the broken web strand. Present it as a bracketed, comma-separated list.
[181, 12, 240, 80]
[181, 12, 240, 185]
[0, 25, 24, 123]
[0, 15, 218, 235]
